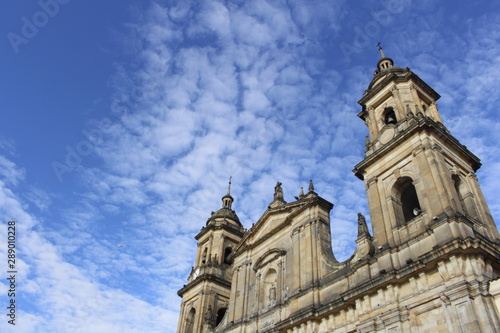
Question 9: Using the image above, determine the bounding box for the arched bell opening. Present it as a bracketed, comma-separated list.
[216, 307, 227, 326]
[383, 107, 397, 125]
[224, 247, 232, 264]
[392, 177, 422, 225]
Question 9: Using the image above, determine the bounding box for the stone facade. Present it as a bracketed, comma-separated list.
[177, 52, 500, 333]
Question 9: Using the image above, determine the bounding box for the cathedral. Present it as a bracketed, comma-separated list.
[176, 50, 500, 332]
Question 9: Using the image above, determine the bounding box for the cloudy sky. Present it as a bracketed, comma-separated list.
[1, 0, 500, 332]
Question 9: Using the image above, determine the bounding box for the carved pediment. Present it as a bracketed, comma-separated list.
[254, 248, 286, 271]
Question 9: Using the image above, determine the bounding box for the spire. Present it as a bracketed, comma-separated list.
[377, 42, 385, 58]
[227, 176, 232, 195]
[222, 177, 234, 209]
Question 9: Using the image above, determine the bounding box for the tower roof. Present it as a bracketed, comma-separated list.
[205, 178, 241, 227]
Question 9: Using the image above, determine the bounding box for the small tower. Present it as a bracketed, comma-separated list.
[177, 179, 245, 333]
[354, 45, 499, 250]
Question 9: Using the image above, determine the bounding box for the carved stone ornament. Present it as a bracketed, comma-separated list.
[274, 182, 284, 201]
[379, 127, 395, 145]
[204, 305, 214, 326]
[269, 284, 276, 302]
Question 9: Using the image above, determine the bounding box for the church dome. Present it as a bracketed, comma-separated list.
[205, 178, 241, 227]
[207, 207, 241, 225]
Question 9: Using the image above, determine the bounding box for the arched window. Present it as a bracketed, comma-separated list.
[393, 177, 421, 224]
[216, 307, 227, 326]
[184, 308, 196, 333]
[384, 107, 397, 125]
[224, 247, 232, 264]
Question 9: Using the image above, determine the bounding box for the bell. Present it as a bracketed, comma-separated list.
[386, 116, 396, 124]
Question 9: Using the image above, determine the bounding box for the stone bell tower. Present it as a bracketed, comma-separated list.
[353, 45, 499, 250]
[177, 180, 245, 333]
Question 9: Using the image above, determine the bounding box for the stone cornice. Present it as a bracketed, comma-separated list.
[358, 68, 440, 109]
[353, 116, 481, 180]
[195, 220, 245, 240]
[273, 235, 500, 331]
[177, 272, 231, 297]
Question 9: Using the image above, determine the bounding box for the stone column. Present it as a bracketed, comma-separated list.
[366, 176, 389, 247]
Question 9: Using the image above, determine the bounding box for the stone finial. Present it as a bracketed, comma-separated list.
[299, 187, 304, 197]
[406, 104, 414, 117]
[415, 104, 422, 115]
[308, 180, 315, 192]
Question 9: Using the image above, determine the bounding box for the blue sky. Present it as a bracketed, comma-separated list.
[1, 1, 500, 332]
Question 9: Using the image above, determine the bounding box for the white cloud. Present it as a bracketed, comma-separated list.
[3, 159, 186, 333]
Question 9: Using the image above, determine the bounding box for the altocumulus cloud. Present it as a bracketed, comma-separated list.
[75, 0, 367, 326]
[0, 152, 177, 333]
[1, 1, 500, 333]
